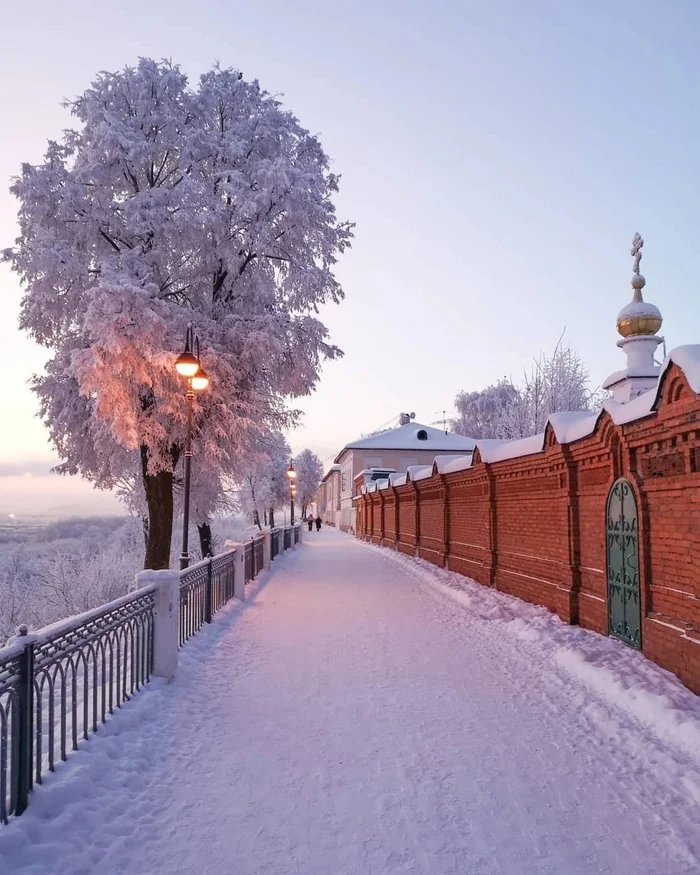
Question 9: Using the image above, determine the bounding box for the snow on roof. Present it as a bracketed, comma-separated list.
[335, 422, 476, 462]
[602, 365, 660, 390]
[354, 467, 396, 481]
[321, 465, 341, 483]
[377, 479, 391, 490]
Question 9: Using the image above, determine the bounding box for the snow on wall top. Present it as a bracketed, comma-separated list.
[433, 454, 473, 474]
[335, 422, 476, 462]
[439, 455, 475, 475]
[405, 465, 433, 482]
[476, 434, 546, 463]
[358, 347, 700, 494]
[389, 472, 407, 487]
[661, 345, 700, 394]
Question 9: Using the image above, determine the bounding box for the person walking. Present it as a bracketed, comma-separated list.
[315, 515, 322, 532]
[307, 514, 314, 532]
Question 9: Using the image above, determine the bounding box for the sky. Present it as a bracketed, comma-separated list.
[2, 0, 700, 516]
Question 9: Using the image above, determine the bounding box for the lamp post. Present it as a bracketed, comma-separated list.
[175, 326, 209, 570]
[287, 459, 296, 525]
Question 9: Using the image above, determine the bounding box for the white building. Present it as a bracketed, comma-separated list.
[331, 420, 476, 532]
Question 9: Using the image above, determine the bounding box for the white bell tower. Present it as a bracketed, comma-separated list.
[602, 233, 664, 404]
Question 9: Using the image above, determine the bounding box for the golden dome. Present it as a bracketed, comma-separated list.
[616, 298, 663, 338]
[617, 235, 663, 337]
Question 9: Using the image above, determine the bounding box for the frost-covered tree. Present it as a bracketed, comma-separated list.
[454, 335, 604, 440]
[453, 380, 519, 439]
[293, 448, 324, 518]
[238, 431, 291, 530]
[4, 59, 352, 568]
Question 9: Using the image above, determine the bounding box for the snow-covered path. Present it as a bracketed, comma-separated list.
[3, 529, 700, 875]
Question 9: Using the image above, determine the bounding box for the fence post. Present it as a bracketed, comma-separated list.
[15, 628, 34, 816]
[262, 531, 271, 569]
[205, 557, 213, 624]
[137, 570, 179, 681]
[230, 547, 246, 601]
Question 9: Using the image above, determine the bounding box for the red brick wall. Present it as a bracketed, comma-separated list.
[356, 364, 700, 695]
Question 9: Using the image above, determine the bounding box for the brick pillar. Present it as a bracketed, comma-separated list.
[413, 481, 420, 557]
[392, 486, 400, 550]
[485, 466, 498, 588]
[440, 475, 450, 568]
[563, 447, 581, 625]
[379, 488, 385, 543]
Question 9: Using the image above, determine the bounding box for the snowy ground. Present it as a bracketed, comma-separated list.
[2, 529, 700, 875]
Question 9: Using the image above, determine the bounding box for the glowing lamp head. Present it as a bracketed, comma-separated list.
[191, 367, 210, 392]
[175, 351, 200, 378]
[287, 463, 297, 480]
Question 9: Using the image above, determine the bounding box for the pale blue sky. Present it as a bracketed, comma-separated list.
[1, 0, 699, 513]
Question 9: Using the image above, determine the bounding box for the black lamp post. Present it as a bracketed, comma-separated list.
[175, 326, 209, 570]
[287, 459, 296, 525]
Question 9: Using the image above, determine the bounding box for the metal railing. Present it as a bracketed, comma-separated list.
[0, 588, 155, 825]
[179, 550, 237, 646]
[271, 529, 279, 560]
[0, 525, 301, 826]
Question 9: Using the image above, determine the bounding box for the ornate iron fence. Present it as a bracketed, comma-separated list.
[211, 551, 236, 613]
[1, 529, 300, 825]
[253, 537, 264, 577]
[0, 588, 155, 825]
[244, 542, 254, 583]
[271, 528, 279, 560]
[179, 550, 237, 646]
[294, 524, 300, 545]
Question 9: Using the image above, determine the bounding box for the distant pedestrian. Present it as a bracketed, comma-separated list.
[315, 515, 322, 532]
[307, 514, 313, 532]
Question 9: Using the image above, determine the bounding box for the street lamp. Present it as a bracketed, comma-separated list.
[287, 459, 296, 525]
[175, 326, 209, 570]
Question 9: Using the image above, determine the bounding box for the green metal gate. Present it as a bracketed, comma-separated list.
[606, 478, 642, 649]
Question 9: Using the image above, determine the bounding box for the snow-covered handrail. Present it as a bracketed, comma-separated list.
[0, 526, 303, 827]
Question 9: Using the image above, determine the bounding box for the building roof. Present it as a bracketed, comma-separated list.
[321, 465, 341, 483]
[334, 422, 476, 463]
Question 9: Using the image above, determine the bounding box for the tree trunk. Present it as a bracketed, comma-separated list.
[263, 509, 268, 527]
[269, 507, 275, 528]
[253, 509, 262, 531]
[197, 521, 213, 558]
[141, 445, 175, 570]
[141, 515, 149, 551]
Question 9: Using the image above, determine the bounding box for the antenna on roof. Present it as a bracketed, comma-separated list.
[433, 409, 448, 434]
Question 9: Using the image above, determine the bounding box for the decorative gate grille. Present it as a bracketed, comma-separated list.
[606, 478, 642, 649]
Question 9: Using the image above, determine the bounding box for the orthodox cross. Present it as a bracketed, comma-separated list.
[631, 233, 643, 274]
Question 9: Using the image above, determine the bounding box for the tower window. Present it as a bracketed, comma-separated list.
[417, 429, 428, 441]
